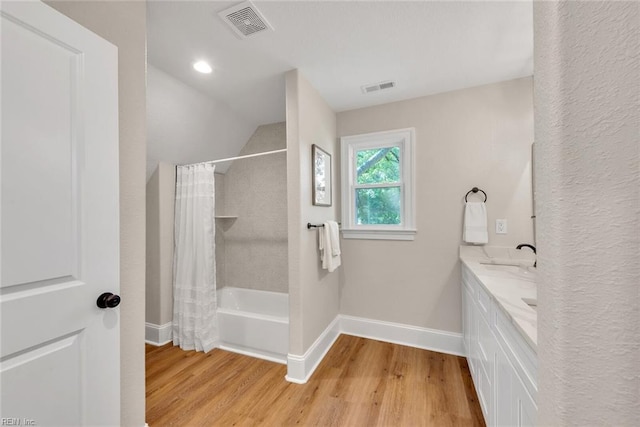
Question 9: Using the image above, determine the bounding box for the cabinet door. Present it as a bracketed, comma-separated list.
[462, 284, 473, 355]
[476, 315, 494, 425]
[516, 373, 538, 427]
[494, 342, 515, 427]
[477, 361, 494, 426]
[468, 292, 479, 380]
[478, 313, 494, 379]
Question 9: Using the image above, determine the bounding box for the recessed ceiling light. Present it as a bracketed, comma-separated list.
[193, 61, 213, 74]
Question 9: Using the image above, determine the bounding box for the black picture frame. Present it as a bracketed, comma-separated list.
[312, 144, 331, 206]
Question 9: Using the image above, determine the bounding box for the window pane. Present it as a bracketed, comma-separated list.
[355, 186, 401, 225]
[356, 146, 400, 184]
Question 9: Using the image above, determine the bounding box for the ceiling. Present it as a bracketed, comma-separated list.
[147, 0, 533, 126]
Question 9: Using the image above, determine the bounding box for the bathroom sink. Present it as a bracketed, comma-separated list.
[481, 264, 521, 273]
[480, 262, 536, 281]
[522, 297, 537, 311]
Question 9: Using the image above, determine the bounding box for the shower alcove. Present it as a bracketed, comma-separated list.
[214, 122, 289, 362]
[145, 122, 289, 363]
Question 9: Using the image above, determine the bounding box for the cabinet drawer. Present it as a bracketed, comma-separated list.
[476, 282, 491, 321]
[461, 262, 490, 321]
[461, 264, 476, 297]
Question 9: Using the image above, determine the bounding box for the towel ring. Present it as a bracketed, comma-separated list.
[465, 187, 487, 203]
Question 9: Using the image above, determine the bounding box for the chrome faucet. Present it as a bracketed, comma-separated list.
[516, 243, 537, 267]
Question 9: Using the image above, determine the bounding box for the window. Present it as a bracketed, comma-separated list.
[341, 128, 416, 240]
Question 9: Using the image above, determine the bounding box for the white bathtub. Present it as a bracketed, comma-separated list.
[217, 287, 289, 364]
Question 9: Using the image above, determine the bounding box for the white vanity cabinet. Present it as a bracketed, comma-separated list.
[462, 262, 537, 427]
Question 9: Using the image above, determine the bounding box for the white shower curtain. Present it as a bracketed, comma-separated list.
[172, 163, 219, 352]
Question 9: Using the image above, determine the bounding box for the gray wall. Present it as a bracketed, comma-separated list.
[534, 1, 639, 424]
[46, 2, 147, 425]
[336, 77, 534, 333]
[145, 163, 176, 326]
[146, 168, 161, 325]
[286, 70, 341, 355]
[221, 123, 288, 293]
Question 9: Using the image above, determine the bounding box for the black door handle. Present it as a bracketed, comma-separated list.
[97, 292, 121, 309]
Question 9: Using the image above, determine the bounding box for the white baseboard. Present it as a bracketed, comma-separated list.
[145, 322, 172, 346]
[285, 315, 341, 384]
[219, 343, 287, 365]
[283, 314, 463, 384]
[339, 314, 464, 357]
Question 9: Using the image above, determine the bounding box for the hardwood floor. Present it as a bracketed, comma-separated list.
[146, 335, 485, 426]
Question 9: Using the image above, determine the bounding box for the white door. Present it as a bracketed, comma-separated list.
[0, 1, 120, 425]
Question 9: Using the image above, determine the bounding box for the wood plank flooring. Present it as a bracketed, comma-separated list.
[146, 335, 485, 426]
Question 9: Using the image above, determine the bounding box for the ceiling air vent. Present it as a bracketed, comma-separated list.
[219, 1, 273, 39]
[361, 80, 396, 94]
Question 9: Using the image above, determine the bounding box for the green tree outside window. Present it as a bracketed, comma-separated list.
[355, 147, 401, 225]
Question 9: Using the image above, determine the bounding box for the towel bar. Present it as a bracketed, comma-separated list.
[307, 222, 341, 229]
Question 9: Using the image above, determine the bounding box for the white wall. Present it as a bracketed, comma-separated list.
[336, 77, 534, 333]
[286, 70, 341, 355]
[45, 1, 147, 425]
[534, 1, 640, 424]
[146, 65, 257, 178]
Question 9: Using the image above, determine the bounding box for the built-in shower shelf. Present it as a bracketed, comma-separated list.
[215, 216, 237, 231]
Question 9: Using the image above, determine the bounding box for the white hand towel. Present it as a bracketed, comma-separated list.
[463, 202, 488, 244]
[318, 221, 341, 272]
[318, 224, 327, 266]
[326, 221, 341, 256]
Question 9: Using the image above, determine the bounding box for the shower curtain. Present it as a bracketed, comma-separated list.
[172, 163, 219, 352]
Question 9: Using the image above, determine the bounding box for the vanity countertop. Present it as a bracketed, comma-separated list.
[460, 246, 537, 351]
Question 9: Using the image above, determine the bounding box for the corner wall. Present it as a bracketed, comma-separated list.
[286, 70, 340, 357]
[145, 163, 175, 327]
[336, 77, 534, 333]
[146, 168, 161, 325]
[534, 1, 639, 424]
[45, 1, 147, 425]
[215, 172, 226, 289]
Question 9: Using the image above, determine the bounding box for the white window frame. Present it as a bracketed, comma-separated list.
[340, 128, 416, 240]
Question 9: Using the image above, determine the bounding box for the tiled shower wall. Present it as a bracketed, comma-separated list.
[215, 122, 288, 293]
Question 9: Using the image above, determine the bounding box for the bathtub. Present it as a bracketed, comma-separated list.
[217, 287, 289, 364]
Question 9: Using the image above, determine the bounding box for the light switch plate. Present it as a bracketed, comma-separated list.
[496, 219, 508, 234]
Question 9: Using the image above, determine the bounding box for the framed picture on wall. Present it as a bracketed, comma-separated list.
[312, 144, 332, 206]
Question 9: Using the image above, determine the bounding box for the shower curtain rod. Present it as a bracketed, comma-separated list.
[182, 148, 287, 167]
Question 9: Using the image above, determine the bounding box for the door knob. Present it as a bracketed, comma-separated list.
[97, 292, 121, 309]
